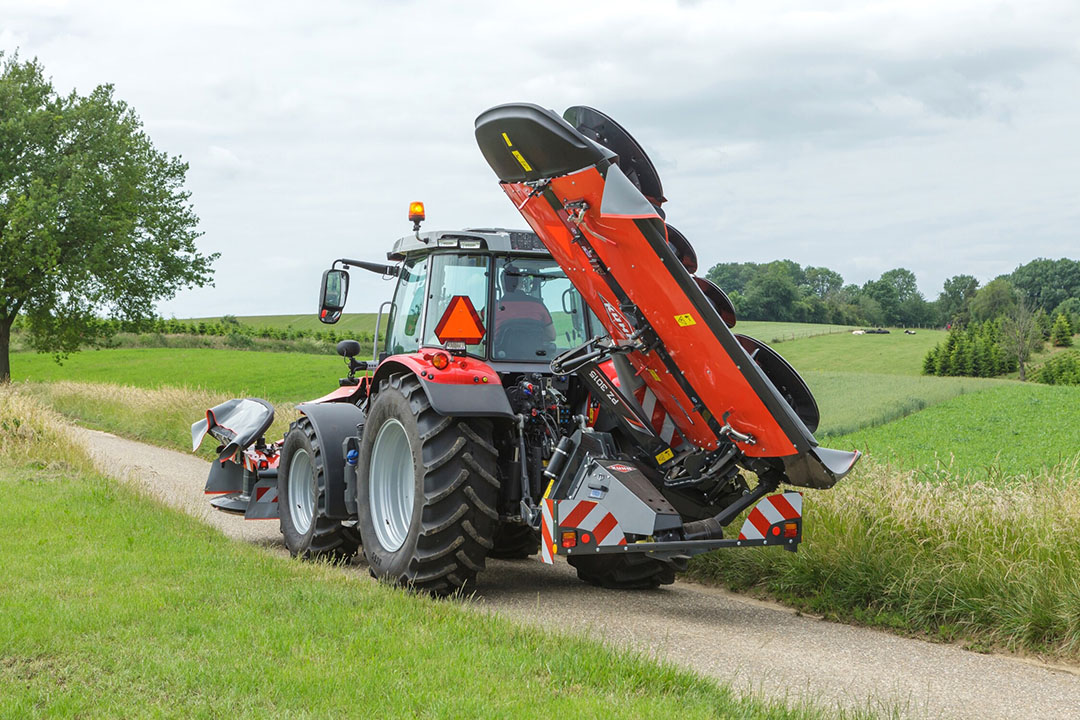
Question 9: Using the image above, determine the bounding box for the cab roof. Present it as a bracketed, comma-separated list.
[387, 228, 550, 260]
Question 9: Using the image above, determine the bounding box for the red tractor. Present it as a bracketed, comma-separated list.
[192, 104, 859, 594]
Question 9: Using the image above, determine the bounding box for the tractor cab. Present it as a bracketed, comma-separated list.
[323, 224, 598, 373]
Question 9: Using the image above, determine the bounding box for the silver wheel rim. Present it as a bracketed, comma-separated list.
[288, 447, 318, 536]
[369, 418, 415, 552]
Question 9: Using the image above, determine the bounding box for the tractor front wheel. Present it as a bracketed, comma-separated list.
[357, 373, 499, 595]
[278, 417, 361, 561]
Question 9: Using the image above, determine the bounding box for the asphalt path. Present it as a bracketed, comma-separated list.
[71, 426, 1080, 719]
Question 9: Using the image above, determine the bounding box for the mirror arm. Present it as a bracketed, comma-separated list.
[333, 258, 399, 277]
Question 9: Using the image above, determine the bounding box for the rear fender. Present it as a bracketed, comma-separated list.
[370, 354, 514, 419]
[295, 402, 367, 519]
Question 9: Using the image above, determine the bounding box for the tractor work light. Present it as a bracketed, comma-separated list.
[438, 237, 459, 247]
[459, 238, 482, 249]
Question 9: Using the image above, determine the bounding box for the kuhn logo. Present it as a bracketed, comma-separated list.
[601, 296, 633, 339]
[608, 463, 634, 473]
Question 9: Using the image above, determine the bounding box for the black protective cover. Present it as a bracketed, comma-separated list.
[475, 104, 614, 183]
[564, 105, 666, 205]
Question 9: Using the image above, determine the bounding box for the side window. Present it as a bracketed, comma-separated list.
[423, 254, 490, 356]
[385, 256, 429, 355]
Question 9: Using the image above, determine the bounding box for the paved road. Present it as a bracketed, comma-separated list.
[73, 427, 1080, 719]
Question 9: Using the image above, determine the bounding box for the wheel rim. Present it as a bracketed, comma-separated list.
[369, 418, 415, 552]
[288, 447, 318, 536]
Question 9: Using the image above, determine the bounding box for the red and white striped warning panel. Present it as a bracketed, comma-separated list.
[738, 492, 802, 541]
[541, 498, 556, 564]
[633, 385, 684, 448]
[557, 499, 627, 547]
[254, 485, 278, 503]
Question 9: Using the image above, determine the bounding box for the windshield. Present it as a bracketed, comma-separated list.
[423, 253, 490, 356]
[492, 257, 589, 361]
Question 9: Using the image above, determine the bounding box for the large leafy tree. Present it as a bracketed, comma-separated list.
[0, 54, 215, 381]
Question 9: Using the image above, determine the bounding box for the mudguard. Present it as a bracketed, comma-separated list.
[295, 402, 366, 519]
[371, 355, 514, 419]
[475, 103, 859, 488]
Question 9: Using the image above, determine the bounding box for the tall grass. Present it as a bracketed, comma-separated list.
[689, 459, 1080, 659]
[18, 381, 298, 459]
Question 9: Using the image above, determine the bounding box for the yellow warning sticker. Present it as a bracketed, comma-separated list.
[655, 448, 674, 464]
[648, 367, 660, 381]
[512, 150, 533, 172]
[542, 478, 554, 499]
[675, 313, 696, 327]
[502, 132, 512, 147]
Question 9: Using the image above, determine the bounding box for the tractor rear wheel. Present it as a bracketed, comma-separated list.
[567, 554, 686, 590]
[357, 373, 499, 595]
[278, 417, 361, 561]
[489, 522, 540, 559]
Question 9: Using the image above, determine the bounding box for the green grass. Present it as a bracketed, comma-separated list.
[687, 456, 1080, 659]
[740, 321, 857, 343]
[0, 391, 849, 719]
[835, 383, 1080, 477]
[806, 371, 1007, 438]
[11, 348, 346, 403]
[768, 329, 946, 376]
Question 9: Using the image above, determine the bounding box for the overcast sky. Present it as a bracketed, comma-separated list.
[3, 0, 1078, 317]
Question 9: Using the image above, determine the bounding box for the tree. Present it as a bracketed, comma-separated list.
[743, 264, 799, 321]
[0, 53, 215, 381]
[999, 300, 1044, 381]
[1010, 258, 1080, 313]
[937, 274, 979, 325]
[1051, 313, 1074, 347]
[969, 278, 1018, 323]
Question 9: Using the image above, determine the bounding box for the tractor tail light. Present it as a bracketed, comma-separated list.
[561, 531, 577, 548]
[784, 522, 799, 538]
[430, 352, 449, 370]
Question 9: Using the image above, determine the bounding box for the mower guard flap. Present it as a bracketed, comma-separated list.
[191, 397, 275, 461]
[475, 103, 859, 488]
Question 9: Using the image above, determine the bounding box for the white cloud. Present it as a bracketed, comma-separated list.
[3, 0, 1078, 316]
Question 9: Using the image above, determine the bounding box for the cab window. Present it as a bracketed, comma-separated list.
[385, 255, 429, 355]
[423, 254, 490, 356]
[492, 257, 589, 361]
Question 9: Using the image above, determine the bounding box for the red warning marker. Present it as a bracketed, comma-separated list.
[434, 295, 486, 345]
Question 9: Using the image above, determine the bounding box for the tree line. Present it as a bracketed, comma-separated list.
[705, 257, 1080, 331]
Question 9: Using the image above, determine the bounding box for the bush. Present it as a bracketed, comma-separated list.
[922, 321, 1012, 378]
[1051, 313, 1074, 347]
[1033, 350, 1080, 386]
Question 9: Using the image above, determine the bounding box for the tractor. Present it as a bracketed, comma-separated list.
[192, 104, 860, 594]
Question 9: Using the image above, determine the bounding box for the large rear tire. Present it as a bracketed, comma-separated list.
[357, 373, 498, 595]
[278, 417, 360, 561]
[567, 554, 686, 590]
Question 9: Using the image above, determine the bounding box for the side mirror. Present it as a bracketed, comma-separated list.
[319, 268, 350, 324]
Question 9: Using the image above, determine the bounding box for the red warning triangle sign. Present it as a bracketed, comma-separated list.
[434, 295, 486, 345]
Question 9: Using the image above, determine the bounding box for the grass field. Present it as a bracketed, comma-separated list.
[1, 392, 840, 719]
[11, 348, 345, 402]
[772, 329, 945, 376]
[835, 383, 1080, 477]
